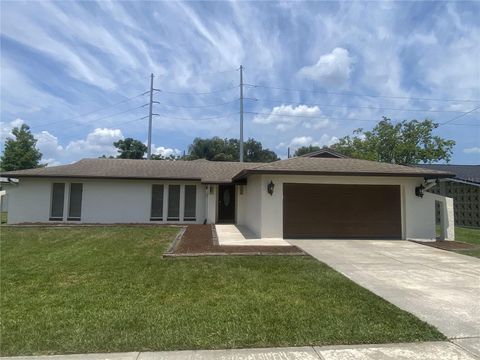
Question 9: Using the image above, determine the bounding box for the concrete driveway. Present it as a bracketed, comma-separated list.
[288, 240, 480, 343]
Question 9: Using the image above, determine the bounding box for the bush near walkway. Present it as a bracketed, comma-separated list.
[0, 226, 444, 356]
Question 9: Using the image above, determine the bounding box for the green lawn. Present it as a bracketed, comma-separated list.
[455, 226, 480, 245]
[1, 226, 444, 356]
[454, 226, 480, 258]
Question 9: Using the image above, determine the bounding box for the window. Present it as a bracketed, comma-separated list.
[50, 183, 65, 221]
[68, 183, 83, 221]
[167, 185, 180, 221]
[184, 185, 196, 221]
[150, 184, 164, 221]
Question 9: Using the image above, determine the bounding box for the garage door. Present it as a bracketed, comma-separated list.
[283, 183, 402, 239]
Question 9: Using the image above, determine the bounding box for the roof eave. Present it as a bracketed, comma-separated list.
[2, 174, 204, 182]
[232, 169, 455, 180]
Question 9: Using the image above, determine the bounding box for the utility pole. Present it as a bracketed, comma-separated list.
[239, 65, 244, 162]
[147, 73, 154, 160]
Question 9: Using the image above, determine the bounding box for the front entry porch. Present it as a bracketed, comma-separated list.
[215, 224, 291, 246]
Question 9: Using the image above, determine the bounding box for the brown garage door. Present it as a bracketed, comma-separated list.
[283, 183, 402, 239]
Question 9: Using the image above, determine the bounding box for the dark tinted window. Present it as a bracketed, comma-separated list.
[151, 184, 164, 220]
[167, 185, 180, 220]
[50, 183, 65, 220]
[68, 183, 83, 220]
[184, 185, 196, 220]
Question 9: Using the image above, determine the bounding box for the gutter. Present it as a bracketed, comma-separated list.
[232, 169, 455, 181]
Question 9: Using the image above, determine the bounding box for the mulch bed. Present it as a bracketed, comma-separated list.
[411, 240, 480, 251]
[166, 224, 304, 256]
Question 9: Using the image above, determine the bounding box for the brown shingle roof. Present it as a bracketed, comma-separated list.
[418, 164, 480, 184]
[232, 157, 454, 180]
[1, 157, 454, 183]
[0, 158, 262, 184]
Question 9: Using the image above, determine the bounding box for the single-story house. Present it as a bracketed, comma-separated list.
[0, 154, 455, 240]
[421, 164, 480, 228]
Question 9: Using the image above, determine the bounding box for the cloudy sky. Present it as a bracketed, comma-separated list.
[1, 1, 479, 165]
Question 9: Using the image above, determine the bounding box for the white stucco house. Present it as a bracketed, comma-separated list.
[1, 150, 455, 241]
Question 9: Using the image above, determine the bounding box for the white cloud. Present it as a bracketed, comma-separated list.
[253, 104, 331, 131]
[278, 134, 339, 150]
[43, 158, 63, 167]
[289, 136, 314, 147]
[153, 145, 182, 158]
[35, 131, 64, 160]
[463, 147, 480, 154]
[65, 128, 123, 157]
[298, 48, 354, 88]
[0, 121, 65, 167]
[0, 118, 25, 142]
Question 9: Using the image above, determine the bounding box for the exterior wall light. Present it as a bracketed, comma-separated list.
[267, 181, 275, 196]
[416, 179, 439, 198]
[415, 185, 425, 198]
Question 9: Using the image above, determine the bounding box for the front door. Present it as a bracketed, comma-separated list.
[218, 184, 235, 223]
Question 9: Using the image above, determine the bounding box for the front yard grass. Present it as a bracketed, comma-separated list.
[1, 226, 444, 356]
[454, 226, 480, 258]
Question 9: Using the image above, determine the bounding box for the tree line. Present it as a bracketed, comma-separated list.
[0, 118, 455, 171]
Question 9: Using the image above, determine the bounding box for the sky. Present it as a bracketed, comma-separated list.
[1, 0, 479, 166]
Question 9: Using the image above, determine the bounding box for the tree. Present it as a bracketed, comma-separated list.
[113, 138, 147, 159]
[0, 124, 43, 171]
[244, 139, 279, 162]
[187, 137, 279, 162]
[294, 145, 321, 157]
[330, 117, 455, 164]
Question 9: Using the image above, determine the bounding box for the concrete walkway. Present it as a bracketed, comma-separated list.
[2, 341, 478, 360]
[215, 225, 290, 246]
[289, 239, 480, 342]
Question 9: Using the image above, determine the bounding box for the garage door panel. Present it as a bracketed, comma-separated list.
[283, 184, 401, 239]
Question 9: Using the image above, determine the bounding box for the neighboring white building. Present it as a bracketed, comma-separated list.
[1, 152, 455, 241]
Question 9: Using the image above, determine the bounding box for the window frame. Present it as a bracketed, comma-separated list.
[49, 183, 65, 221]
[183, 184, 197, 221]
[150, 184, 164, 221]
[67, 183, 83, 221]
[167, 184, 181, 221]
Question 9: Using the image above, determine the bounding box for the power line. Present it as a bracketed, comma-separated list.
[58, 115, 150, 142]
[156, 69, 237, 78]
[247, 111, 387, 123]
[156, 113, 238, 121]
[30, 92, 147, 130]
[32, 105, 146, 132]
[439, 106, 480, 126]
[244, 83, 480, 103]
[155, 85, 238, 95]
[158, 99, 239, 108]
[248, 97, 473, 114]
[246, 111, 480, 126]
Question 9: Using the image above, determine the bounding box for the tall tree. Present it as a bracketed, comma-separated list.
[113, 138, 147, 159]
[244, 139, 279, 162]
[1, 124, 43, 171]
[331, 117, 455, 164]
[187, 137, 278, 162]
[294, 145, 322, 157]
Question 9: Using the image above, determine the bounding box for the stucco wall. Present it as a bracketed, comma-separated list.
[241, 175, 262, 236]
[7, 179, 51, 223]
[205, 184, 217, 224]
[8, 178, 206, 224]
[243, 174, 444, 241]
[236, 184, 247, 226]
[422, 192, 455, 241]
